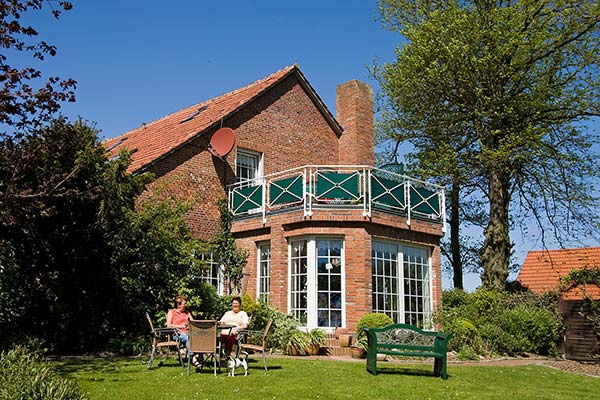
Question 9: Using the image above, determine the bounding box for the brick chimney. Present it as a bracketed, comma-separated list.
[336, 80, 374, 166]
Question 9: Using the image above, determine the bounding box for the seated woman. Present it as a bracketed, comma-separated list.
[219, 296, 249, 356]
[166, 295, 201, 367]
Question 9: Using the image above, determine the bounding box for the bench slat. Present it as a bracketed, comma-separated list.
[377, 344, 438, 352]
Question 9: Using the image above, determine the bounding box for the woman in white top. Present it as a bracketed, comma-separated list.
[219, 296, 249, 355]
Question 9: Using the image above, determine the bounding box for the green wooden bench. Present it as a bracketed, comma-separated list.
[364, 323, 452, 379]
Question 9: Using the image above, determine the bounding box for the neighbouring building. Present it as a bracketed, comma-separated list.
[518, 247, 600, 360]
[105, 65, 446, 332]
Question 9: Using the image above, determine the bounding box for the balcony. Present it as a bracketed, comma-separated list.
[228, 165, 446, 230]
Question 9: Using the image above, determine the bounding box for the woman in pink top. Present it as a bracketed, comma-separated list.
[166, 295, 201, 366]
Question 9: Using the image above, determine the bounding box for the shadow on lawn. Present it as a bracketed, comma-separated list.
[54, 356, 284, 377]
[53, 356, 161, 375]
[373, 365, 438, 378]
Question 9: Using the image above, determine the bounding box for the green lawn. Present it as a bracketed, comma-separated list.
[53, 356, 600, 400]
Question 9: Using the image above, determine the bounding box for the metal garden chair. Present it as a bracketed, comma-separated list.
[146, 312, 185, 369]
[237, 318, 273, 372]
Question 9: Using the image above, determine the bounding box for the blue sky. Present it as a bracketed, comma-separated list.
[20, 1, 599, 291]
[30, 1, 399, 140]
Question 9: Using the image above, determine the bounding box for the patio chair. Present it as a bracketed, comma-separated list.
[188, 319, 220, 376]
[238, 318, 272, 372]
[146, 312, 185, 369]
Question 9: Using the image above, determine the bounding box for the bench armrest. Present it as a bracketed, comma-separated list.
[434, 332, 452, 353]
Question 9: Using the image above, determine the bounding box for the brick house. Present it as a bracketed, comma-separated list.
[517, 247, 600, 360]
[105, 65, 446, 332]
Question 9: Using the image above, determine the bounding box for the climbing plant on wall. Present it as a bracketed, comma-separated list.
[215, 198, 248, 294]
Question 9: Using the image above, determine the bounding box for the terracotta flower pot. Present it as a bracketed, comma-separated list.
[289, 346, 307, 356]
[338, 334, 352, 347]
[307, 344, 320, 355]
[350, 346, 366, 359]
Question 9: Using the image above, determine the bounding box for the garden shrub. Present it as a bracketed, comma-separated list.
[494, 305, 563, 355]
[265, 311, 301, 352]
[0, 345, 86, 400]
[437, 288, 563, 357]
[244, 301, 300, 352]
[442, 288, 470, 308]
[470, 289, 504, 318]
[241, 293, 260, 316]
[356, 312, 393, 344]
[478, 322, 530, 356]
[442, 317, 477, 351]
[206, 295, 233, 321]
[456, 346, 480, 361]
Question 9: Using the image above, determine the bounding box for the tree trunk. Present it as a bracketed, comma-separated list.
[450, 180, 463, 290]
[481, 166, 511, 290]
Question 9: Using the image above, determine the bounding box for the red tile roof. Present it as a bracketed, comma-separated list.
[517, 247, 600, 300]
[104, 65, 342, 173]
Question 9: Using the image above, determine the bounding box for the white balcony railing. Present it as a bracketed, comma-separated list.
[228, 165, 446, 231]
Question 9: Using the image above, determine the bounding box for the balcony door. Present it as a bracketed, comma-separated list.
[289, 237, 344, 329]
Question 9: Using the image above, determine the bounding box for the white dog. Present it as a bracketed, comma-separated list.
[227, 351, 248, 376]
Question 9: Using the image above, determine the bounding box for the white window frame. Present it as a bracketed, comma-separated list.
[371, 240, 433, 328]
[256, 242, 270, 303]
[198, 252, 224, 295]
[235, 148, 263, 183]
[287, 236, 345, 331]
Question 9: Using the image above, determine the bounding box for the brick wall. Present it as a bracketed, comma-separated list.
[337, 80, 374, 166]
[233, 208, 444, 332]
[143, 73, 340, 240]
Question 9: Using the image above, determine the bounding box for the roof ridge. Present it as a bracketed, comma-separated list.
[105, 64, 297, 144]
[206, 64, 296, 103]
[527, 246, 600, 254]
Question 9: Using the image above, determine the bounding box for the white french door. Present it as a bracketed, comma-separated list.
[289, 237, 344, 329]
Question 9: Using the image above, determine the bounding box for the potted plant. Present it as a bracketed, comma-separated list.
[287, 330, 309, 356]
[350, 336, 367, 359]
[307, 329, 327, 355]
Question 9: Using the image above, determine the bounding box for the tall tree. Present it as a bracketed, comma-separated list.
[0, 118, 217, 351]
[0, 119, 150, 351]
[0, 0, 75, 133]
[375, 0, 600, 289]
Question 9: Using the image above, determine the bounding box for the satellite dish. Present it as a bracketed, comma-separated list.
[209, 127, 236, 157]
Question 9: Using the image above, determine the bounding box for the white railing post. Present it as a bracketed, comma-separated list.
[262, 177, 267, 224]
[406, 179, 411, 227]
[363, 168, 371, 217]
[306, 166, 313, 217]
[441, 188, 447, 234]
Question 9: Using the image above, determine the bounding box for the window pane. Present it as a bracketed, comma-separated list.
[330, 311, 342, 327]
[318, 275, 328, 290]
[330, 274, 341, 289]
[318, 292, 329, 308]
[330, 293, 341, 309]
